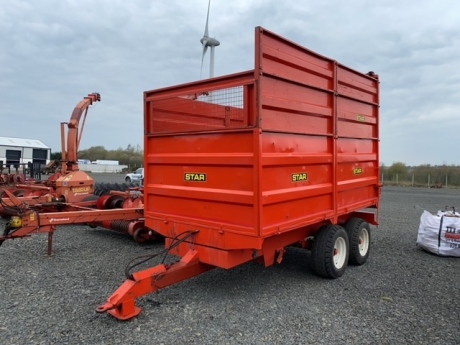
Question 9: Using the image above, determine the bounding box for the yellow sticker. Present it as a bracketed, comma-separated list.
[292, 173, 308, 182]
[356, 115, 366, 122]
[353, 168, 363, 175]
[72, 186, 91, 193]
[184, 173, 207, 182]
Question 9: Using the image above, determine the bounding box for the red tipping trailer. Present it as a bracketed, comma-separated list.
[97, 27, 380, 320]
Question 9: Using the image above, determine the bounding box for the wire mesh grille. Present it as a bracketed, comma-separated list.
[150, 85, 247, 134]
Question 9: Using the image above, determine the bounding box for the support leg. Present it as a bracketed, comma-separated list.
[47, 232, 53, 256]
[96, 249, 213, 320]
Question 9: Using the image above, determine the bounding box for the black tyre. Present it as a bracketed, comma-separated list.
[98, 182, 111, 196]
[345, 218, 371, 265]
[112, 183, 122, 191]
[120, 183, 134, 191]
[311, 224, 349, 279]
[94, 183, 106, 196]
[119, 183, 128, 191]
[133, 228, 150, 244]
[93, 183, 101, 196]
[125, 177, 131, 183]
[82, 195, 99, 202]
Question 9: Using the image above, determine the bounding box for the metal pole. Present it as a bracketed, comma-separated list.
[412, 174, 414, 186]
[396, 174, 399, 186]
[446, 175, 448, 189]
[210, 46, 215, 78]
[428, 174, 430, 188]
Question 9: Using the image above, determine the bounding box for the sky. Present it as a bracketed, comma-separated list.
[0, 0, 459, 167]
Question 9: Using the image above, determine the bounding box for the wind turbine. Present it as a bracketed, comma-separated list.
[200, 0, 220, 79]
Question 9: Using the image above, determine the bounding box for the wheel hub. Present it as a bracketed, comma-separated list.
[358, 229, 370, 255]
[333, 237, 347, 269]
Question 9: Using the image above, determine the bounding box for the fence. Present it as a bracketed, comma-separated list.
[381, 173, 460, 188]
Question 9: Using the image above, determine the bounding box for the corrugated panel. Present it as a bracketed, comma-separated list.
[144, 72, 255, 135]
[147, 88, 245, 133]
[144, 130, 258, 237]
[256, 27, 379, 233]
[256, 28, 334, 91]
[0, 136, 50, 149]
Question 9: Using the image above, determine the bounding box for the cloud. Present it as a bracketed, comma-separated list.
[0, 0, 459, 166]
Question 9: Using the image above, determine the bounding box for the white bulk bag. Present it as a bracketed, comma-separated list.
[416, 210, 460, 257]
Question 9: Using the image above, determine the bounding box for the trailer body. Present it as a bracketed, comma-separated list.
[143, 27, 380, 269]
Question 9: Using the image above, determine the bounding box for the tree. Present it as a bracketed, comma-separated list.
[387, 162, 408, 182]
[73, 144, 143, 168]
[78, 146, 108, 162]
[50, 151, 62, 160]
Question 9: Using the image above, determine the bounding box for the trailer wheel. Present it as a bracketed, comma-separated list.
[345, 218, 371, 265]
[311, 225, 349, 279]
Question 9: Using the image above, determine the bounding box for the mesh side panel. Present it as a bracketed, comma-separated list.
[150, 86, 247, 134]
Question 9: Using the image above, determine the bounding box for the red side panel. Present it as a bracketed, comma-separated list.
[144, 130, 258, 237]
[336, 66, 379, 213]
[255, 28, 379, 236]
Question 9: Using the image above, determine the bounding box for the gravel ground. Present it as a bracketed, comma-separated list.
[0, 181, 459, 344]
